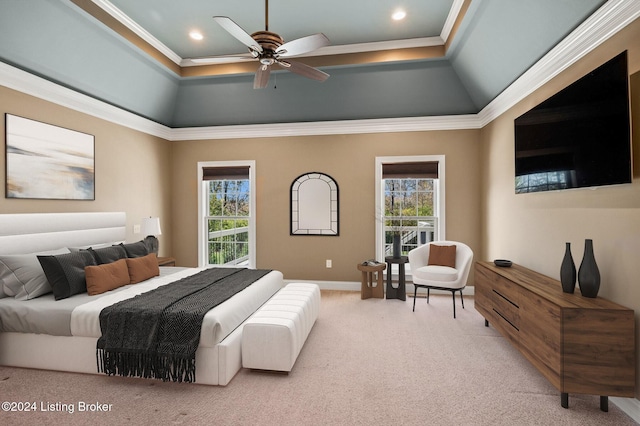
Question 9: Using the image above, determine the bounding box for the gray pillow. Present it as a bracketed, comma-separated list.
[38, 251, 96, 300]
[88, 245, 127, 264]
[120, 241, 149, 258]
[0, 248, 70, 300]
[68, 242, 123, 252]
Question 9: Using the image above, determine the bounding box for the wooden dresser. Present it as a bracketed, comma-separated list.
[474, 261, 636, 411]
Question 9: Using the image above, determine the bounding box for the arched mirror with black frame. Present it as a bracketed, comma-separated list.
[290, 172, 339, 236]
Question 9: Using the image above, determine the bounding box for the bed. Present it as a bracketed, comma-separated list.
[0, 212, 283, 385]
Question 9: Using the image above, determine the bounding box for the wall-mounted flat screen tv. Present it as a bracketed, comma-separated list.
[514, 51, 631, 193]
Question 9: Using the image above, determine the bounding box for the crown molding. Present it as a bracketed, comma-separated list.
[441, 0, 466, 42]
[168, 115, 482, 141]
[91, 0, 182, 65]
[0, 61, 173, 140]
[182, 37, 445, 67]
[477, 0, 640, 126]
[2, 0, 638, 141]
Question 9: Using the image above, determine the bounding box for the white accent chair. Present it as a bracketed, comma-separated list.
[408, 241, 473, 318]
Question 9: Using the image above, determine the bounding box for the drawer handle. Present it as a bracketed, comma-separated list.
[492, 308, 519, 331]
[493, 289, 519, 308]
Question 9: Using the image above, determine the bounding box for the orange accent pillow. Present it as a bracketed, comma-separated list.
[85, 258, 130, 296]
[428, 245, 457, 268]
[126, 253, 160, 284]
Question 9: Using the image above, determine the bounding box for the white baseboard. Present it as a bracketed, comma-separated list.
[283, 280, 475, 296]
[611, 397, 640, 423]
[284, 280, 360, 292]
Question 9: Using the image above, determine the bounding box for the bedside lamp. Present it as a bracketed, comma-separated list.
[141, 216, 162, 254]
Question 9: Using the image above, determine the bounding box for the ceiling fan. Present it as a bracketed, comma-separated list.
[193, 0, 330, 89]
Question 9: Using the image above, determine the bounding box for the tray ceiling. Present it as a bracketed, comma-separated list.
[0, 0, 616, 128]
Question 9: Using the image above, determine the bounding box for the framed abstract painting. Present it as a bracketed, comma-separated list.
[5, 114, 95, 200]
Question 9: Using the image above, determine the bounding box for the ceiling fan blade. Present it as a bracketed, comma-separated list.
[276, 33, 330, 57]
[254, 64, 271, 89]
[277, 60, 329, 82]
[213, 16, 263, 53]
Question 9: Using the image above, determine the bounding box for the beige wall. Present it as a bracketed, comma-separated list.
[170, 130, 482, 282]
[0, 86, 173, 255]
[480, 18, 640, 398]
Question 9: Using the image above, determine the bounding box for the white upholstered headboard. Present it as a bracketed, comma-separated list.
[0, 212, 126, 255]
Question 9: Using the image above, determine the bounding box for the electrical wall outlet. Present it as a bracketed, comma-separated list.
[326, 259, 332, 268]
[133, 224, 141, 234]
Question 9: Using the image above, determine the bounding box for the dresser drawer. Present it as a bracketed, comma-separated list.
[491, 274, 520, 306]
[491, 287, 520, 330]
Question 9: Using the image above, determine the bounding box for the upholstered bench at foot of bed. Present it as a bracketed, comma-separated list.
[241, 283, 320, 372]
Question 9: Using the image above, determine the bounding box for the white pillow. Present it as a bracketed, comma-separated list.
[0, 248, 70, 300]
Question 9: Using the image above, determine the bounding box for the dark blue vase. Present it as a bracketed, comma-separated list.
[578, 239, 600, 298]
[560, 242, 576, 293]
[393, 234, 401, 258]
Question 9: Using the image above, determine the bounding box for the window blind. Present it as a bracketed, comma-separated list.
[202, 166, 250, 181]
[382, 162, 439, 179]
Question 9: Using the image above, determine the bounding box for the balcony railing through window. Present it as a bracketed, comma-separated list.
[206, 219, 249, 266]
[384, 216, 437, 257]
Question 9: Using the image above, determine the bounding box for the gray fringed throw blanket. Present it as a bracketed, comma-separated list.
[97, 268, 271, 383]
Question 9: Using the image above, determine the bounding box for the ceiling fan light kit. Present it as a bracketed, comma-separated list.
[211, 0, 330, 89]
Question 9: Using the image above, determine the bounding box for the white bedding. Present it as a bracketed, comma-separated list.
[71, 268, 200, 337]
[71, 268, 284, 348]
[0, 267, 188, 336]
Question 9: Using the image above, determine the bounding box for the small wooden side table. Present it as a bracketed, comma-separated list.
[357, 262, 386, 299]
[157, 256, 176, 267]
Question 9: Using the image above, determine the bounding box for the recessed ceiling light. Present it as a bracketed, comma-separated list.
[392, 10, 406, 21]
[189, 30, 204, 41]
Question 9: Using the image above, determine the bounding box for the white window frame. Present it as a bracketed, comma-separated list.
[197, 160, 256, 268]
[375, 155, 446, 263]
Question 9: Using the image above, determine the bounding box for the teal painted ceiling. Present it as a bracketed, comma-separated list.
[109, 0, 456, 58]
[0, 0, 608, 128]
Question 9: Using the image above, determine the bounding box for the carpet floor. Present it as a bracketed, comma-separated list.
[0, 291, 637, 425]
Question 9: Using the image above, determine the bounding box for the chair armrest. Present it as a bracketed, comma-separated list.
[408, 247, 428, 269]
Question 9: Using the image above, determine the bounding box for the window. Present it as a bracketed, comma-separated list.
[198, 161, 256, 268]
[375, 156, 445, 263]
[515, 170, 574, 193]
